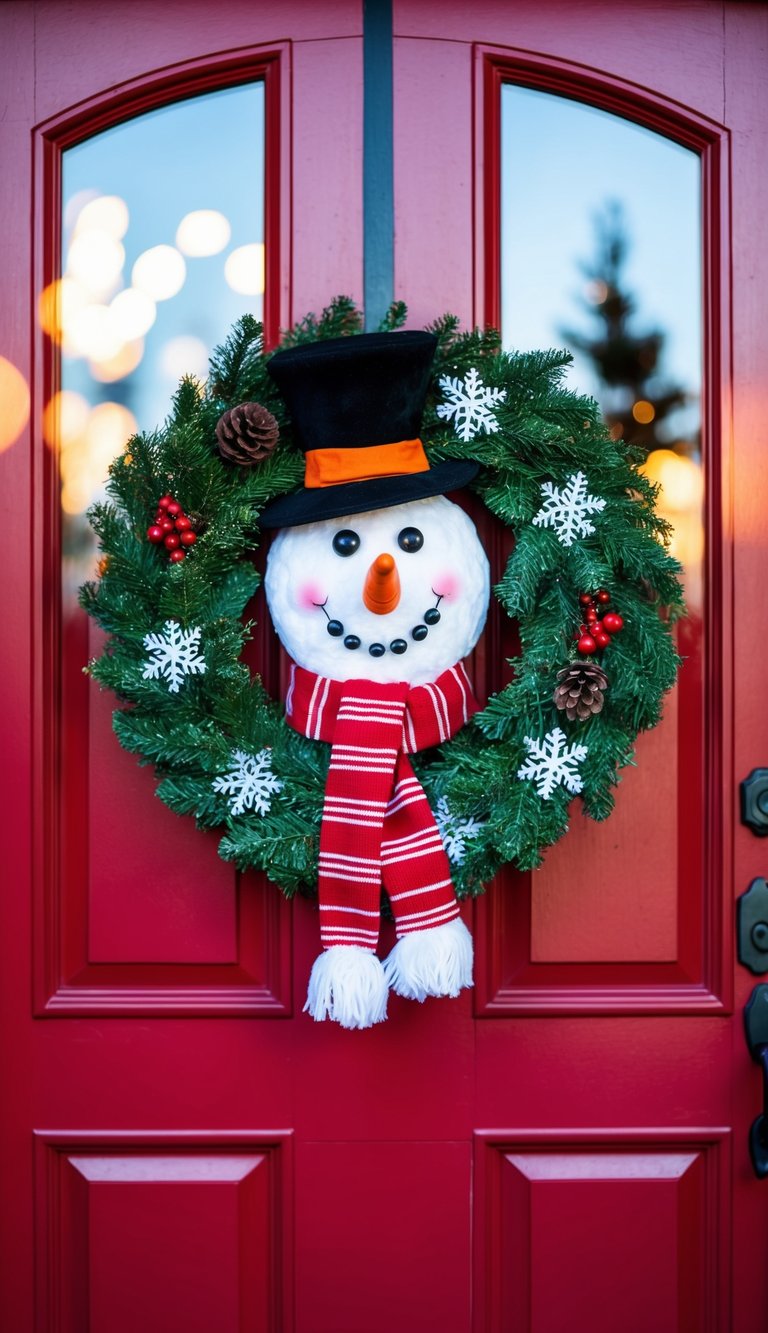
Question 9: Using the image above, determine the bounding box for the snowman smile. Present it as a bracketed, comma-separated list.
[264, 496, 490, 686]
[313, 591, 444, 657]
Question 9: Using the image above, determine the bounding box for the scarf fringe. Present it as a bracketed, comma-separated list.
[383, 917, 474, 1003]
[303, 946, 389, 1029]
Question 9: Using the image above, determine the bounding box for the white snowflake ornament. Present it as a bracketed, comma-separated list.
[433, 796, 484, 864]
[436, 367, 506, 442]
[532, 471, 606, 547]
[517, 727, 588, 801]
[212, 748, 283, 817]
[142, 620, 206, 693]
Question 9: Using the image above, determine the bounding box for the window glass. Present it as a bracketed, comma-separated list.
[45, 82, 265, 606]
[501, 84, 702, 610]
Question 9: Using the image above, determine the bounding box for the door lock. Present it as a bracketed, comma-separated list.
[741, 769, 768, 836]
[744, 985, 768, 1177]
[738, 878, 768, 975]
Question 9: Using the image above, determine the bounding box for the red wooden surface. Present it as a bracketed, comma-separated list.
[1, 2, 767, 1330]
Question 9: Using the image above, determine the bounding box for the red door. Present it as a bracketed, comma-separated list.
[2, 2, 767, 1329]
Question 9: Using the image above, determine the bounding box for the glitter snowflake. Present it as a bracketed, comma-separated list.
[142, 620, 206, 693]
[517, 728, 588, 801]
[532, 471, 606, 547]
[212, 748, 283, 817]
[436, 367, 507, 442]
[433, 796, 484, 864]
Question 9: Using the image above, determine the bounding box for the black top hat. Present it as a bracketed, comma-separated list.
[258, 330, 477, 528]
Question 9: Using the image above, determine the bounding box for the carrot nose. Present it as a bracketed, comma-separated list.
[363, 552, 401, 615]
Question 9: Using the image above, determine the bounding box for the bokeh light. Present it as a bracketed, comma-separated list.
[0, 355, 31, 451]
[42, 389, 90, 449]
[66, 231, 125, 297]
[176, 209, 231, 256]
[132, 245, 186, 301]
[73, 194, 129, 240]
[632, 399, 656, 424]
[60, 402, 138, 515]
[38, 277, 89, 348]
[89, 338, 144, 383]
[224, 242, 265, 295]
[65, 303, 124, 361]
[640, 448, 703, 513]
[108, 288, 156, 340]
[160, 335, 209, 382]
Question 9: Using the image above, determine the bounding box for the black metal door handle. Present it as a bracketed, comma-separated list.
[744, 984, 768, 1177]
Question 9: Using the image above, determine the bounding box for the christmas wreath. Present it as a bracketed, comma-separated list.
[82, 297, 682, 900]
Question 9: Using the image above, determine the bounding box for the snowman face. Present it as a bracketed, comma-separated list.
[264, 495, 490, 684]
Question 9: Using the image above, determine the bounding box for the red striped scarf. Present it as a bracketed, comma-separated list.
[286, 663, 478, 951]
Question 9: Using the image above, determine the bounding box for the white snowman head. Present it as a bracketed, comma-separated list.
[265, 495, 489, 685]
[258, 330, 490, 684]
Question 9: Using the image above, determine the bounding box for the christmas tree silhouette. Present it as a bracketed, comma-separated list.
[560, 201, 689, 454]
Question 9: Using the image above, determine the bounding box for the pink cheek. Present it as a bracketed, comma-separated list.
[296, 581, 327, 611]
[432, 570, 462, 601]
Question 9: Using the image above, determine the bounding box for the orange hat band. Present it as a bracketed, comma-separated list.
[304, 438, 429, 489]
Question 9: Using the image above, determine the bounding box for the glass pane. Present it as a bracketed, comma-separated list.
[46, 82, 265, 609]
[500, 85, 704, 970]
[501, 84, 702, 611]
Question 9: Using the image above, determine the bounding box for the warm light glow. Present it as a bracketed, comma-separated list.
[176, 209, 231, 257]
[0, 355, 30, 451]
[666, 511, 704, 568]
[89, 338, 144, 383]
[585, 279, 609, 304]
[74, 194, 130, 240]
[109, 287, 156, 339]
[160, 335, 209, 381]
[632, 399, 656, 424]
[65, 303, 124, 360]
[60, 402, 138, 515]
[132, 245, 186, 300]
[38, 277, 89, 346]
[66, 230, 126, 297]
[42, 389, 90, 449]
[640, 448, 703, 513]
[224, 242, 265, 295]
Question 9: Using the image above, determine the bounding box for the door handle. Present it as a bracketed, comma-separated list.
[744, 984, 768, 1177]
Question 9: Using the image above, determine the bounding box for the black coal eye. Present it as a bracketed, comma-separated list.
[397, 526, 424, 553]
[332, 529, 360, 556]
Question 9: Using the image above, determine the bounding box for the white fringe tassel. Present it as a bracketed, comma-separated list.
[383, 917, 474, 1003]
[303, 945, 389, 1029]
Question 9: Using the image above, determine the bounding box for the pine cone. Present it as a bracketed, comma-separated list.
[553, 661, 608, 722]
[215, 401, 279, 466]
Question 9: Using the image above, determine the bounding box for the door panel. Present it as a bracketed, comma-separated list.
[474, 1130, 730, 1333]
[34, 1131, 292, 1333]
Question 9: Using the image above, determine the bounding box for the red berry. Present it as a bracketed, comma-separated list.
[602, 613, 623, 633]
[147, 525, 164, 543]
[596, 589, 610, 604]
[586, 608, 598, 621]
[577, 634, 597, 655]
[175, 515, 191, 531]
[157, 495, 173, 510]
[166, 501, 181, 517]
[169, 548, 186, 563]
[160, 518, 174, 533]
[164, 533, 180, 550]
[579, 593, 592, 607]
[179, 530, 197, 547]
[594, 631, 611, 648]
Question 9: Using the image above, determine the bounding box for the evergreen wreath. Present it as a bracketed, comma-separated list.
[81, 297, 684, 899]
